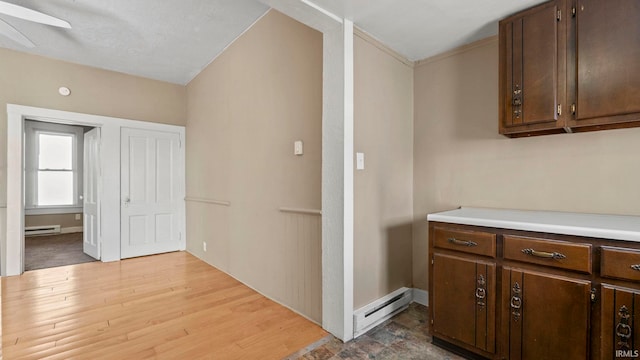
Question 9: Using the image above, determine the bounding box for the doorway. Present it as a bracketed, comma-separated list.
[23, 120, 100, 271]
[5, 105, 186, 276]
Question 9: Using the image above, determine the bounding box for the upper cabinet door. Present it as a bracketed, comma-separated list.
[499, 0, 566, 136]
[574, 0, 640, 124]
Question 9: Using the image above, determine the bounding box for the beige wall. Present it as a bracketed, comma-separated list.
[353, 35, 414, 308]
[25, 214, 82, 230]
[0, 47, 187, 274]
[0, 47, 187, 206]
[413, 37, 640, 291]
[185, 10, 323, 322]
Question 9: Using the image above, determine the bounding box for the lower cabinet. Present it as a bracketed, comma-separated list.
[432, 253, 496, 355]
[502, 268, 591, 360]
[430, 221, 640, 360]
[601, 285, 640, 359]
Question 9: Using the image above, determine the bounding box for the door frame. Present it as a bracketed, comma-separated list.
[5, 104, 186, 276]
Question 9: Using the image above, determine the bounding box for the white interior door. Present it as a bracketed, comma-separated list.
[121, 128, 181, 259]
[83, 127, 100, 260]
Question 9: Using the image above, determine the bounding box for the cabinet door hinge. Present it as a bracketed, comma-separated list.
[572, 6, 576, 17]
[557, 104, 562, 116]
[590, 288, 597, 303]
[557, 9, 562, 21]
[431, 257, 434, 265]
[571, 103, 576, 115]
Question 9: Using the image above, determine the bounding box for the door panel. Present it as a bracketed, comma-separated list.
[500, 0, 566, 135]
[521, 4, 558, 124]
[601, 285, 640, 359]
[121, 128, 181, 258]
[504, 268, 590, 360]
[433, 253, 496, 353]
[83, 128, 100, 260]
[576, 0, 640, 121]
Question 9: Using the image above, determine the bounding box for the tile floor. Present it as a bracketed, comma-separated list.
[288, 303, 464, 360]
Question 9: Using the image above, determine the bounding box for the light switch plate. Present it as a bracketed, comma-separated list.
[294, 140, 304, 155]
[356, 152, 365, 170]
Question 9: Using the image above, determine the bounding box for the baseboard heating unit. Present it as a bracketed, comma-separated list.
[353, 287, 412, 338]
[25, 225, 61, 236]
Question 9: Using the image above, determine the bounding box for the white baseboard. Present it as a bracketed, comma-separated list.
[61, 226, 83, 234]
[412, 288, 428, 306]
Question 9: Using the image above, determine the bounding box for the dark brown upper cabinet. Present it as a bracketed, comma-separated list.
[499, 0, 640, 137]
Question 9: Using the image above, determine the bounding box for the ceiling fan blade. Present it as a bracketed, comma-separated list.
[0, 17, 34, 47]
[0, 1, 70, 28]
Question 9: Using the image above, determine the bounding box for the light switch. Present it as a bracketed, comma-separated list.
[294, 140, 304, 155]
[356, 152, 365, 170]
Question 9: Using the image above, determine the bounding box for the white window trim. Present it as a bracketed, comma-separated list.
[24, 120, 84, 213]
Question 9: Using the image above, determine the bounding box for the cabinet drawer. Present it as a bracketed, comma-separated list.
[433, 227, 496, 258]
[503, 235, 592, 273]
[601, 246, 640, 282]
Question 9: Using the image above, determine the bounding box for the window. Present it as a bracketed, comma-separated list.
[37, 133, 75, 206]
[25, 121, 84, 214]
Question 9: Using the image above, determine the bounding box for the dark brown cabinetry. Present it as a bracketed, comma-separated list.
[601, 285, 640, 359]
[499, 0, 566, 135]
[431, 227, 498, 356]
[502, 268, 590, 360]
[433, 254, 496, 355]
[499, 0, 640, 137]
[600, 246, 640, 359]
[429, 222, 640, 360]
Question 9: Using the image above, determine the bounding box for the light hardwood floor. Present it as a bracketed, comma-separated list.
[2, 251, 327, 359]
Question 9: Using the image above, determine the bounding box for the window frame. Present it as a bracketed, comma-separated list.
[24, 120, 84, 215]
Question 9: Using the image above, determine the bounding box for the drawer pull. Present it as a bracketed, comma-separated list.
[521, 248, 566, 260]
[448, 238, 478, 247]
[631, 264, 640, 271]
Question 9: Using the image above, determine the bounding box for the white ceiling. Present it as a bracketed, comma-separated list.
[0, 0, 547, 85]
[312, 0, 547, 61]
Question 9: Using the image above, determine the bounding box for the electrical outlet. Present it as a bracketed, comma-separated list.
[203, 242, 207, 252]
[75, 214, 81, 220]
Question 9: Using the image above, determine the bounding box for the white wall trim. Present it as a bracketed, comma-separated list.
[184, 196, 230, 207]
[61, 226, 83, 234]
[412, 288, 429, 307]
[25, 207, 83, 215]
[5, 104, 186, 276]
[279, 207, 322, 216]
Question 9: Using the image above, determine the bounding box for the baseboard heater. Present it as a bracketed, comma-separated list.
[25, 225, 61, 236]
[353, 287, 412, 338]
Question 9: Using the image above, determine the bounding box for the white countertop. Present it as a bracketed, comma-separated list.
[427, 207, 640, 242]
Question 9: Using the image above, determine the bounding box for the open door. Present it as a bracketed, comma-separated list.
[120, 128, 181, 259]
[83, 128, 100, 259]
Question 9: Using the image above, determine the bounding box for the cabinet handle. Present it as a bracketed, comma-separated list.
[630, 264, 640, 271]
[510, 295, 522, 309]
[448, 238, 477, 247]
[476, 274, 486, 307]
[510, 282, 522, 322]
[521, 248, 566, 260]
[617, 305, 632, 349]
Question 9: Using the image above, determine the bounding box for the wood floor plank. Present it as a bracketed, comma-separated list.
[2, 252, 327, 359]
